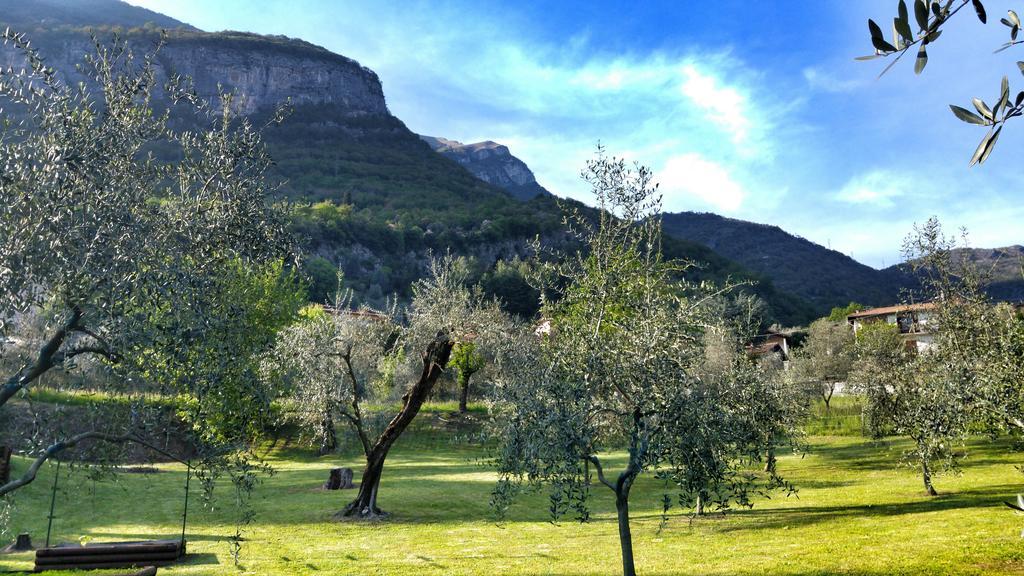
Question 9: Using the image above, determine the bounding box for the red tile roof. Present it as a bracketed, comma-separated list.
[846, 302, 936, 320]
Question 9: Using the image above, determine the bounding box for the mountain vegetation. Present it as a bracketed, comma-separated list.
[0, 0, 822, 327]
[660, 212, 909, 316]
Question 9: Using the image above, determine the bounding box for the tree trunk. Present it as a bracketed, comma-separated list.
[921, 458, 938, 496]
[337, 332, 453, 519]
[764, 447, 777, 474]
[340, 449, 387, 518]
[458, 374, 470, 414]
[615, 491, 636, 576]
[318, 415, 337, 456]
[695, 492, 706, 516]
[0, 310, 80, 408]
[822, 384, 834, 411]
[0, 445, 10, 484]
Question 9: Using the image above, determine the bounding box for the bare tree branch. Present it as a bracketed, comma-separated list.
[0, 430, 137, 497]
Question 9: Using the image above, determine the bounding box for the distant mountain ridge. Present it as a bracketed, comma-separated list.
[660, 212, 1024, 315]
[660, 212, 905, 316]
[419, 136, 552, 201]
[881, 245, 1024, 302]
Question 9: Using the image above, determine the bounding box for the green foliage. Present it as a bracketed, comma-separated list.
[790, 318, 857, 407]
[479, 258, 542, 319]
[491, 150, 797, 576]
[0, 29, 294, 409]
[829, 302, 867, 322]
[450, 342, 485, 385]
[302, 256, 341, 305]
[849, 321, 912, 439]
[138, 259, 306, 446]
[0, 32, 300, 539]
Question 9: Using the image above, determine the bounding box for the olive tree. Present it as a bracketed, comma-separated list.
[268, 258, 509, 518]
[489, 151, 796, 576]
[849, 218, 997, 495]
[671, 326, 799, 516]
[850, 319, 965, 496]
[790, 318, 856, 410]
[0, 31, 293, 494]
[848, 321, 910, 438]
[0, 259, 304, 498]
[450, 341, 485, 414]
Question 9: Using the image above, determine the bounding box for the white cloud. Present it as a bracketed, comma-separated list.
[802, 67, 866, 93]
[657, 153, 745, 213]
[680, 64, 750, 144]
[835, 170, 913, 207]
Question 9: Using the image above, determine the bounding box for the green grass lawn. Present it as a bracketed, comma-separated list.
[3, 422, 1024, 574]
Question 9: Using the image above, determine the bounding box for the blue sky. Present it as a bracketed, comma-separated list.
[127, 0, 1024, 268]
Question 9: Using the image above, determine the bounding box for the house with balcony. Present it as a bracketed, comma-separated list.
[846, 302, 937, 353]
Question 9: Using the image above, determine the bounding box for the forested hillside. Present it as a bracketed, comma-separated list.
[660, 212, 905, 315]
[0, 0, 819, 325]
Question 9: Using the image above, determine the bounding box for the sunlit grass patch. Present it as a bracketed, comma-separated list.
[1, 432, 1022, 575]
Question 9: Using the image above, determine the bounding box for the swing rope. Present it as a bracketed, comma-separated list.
[41, 438, 192, 552]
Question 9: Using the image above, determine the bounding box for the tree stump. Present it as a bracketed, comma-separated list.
[0, 445, 10, 485]
[323, 467, 354, 490]
[1, 533, 33, 553]
[13, 534, 31, 551]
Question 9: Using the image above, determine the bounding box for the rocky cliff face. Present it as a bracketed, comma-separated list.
[156, 35, 390, 116]
[420, 136, 551, 201]
[0, 28, 389, 118]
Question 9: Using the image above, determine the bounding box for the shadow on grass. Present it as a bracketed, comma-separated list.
[787, 478, 859, 490]
[806, 436, 1021, 473]
[180, 551, 220, 566]
[706, 483, 1021, 534]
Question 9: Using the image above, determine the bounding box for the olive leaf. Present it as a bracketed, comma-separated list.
[973, 0, 987, 24]
[950, 104, 987, 125]
[869, 19, 899, 52]
[915, 0, 930, 30]
[969, 126, 1002, 166]
[896, 0, 915, 42]
[995, 76, 1010, 117]
[915, 45, 928, 74]
[973, 97, 994, 121]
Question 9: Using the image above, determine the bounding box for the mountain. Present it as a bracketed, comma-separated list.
[0, 0, 194, 30]
[0, 0, 817, 326]
[881, 246, 1024, 302]
[952, 246, 1024, 301]
[659, 212, 905, 316]
[419, 136, 552, 201]
[950, 246, 1024, 282]
[661, 212, 1024, 315]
